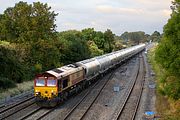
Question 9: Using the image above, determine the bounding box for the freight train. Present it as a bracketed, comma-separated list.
[34, 44, 146, 107]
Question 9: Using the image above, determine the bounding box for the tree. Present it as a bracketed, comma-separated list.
[30, 39, 60, 72]
[104, 29, 115, 53]
[0, 1, 58, 43]
[145, 34, 151, 42]
[121, 31, 129, 42]
[93, 31, 105, 49]
[129, 31, 146, 44]
[114, 40, 124, 51]
[150, 31, 161, 42]
[155, 0, 180, 99]
[58, 30, 90, 64]
[87, 41, 104, 57]
[0, 1, 60, 86]
[0, 45, 25, 83]
[113, 35, 125, 50]
[82, 28, 95, 41]
[120, 31, 148, 45]
[156, 0, 180, 77]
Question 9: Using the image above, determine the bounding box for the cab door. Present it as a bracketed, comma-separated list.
[61, 77, 69, 90]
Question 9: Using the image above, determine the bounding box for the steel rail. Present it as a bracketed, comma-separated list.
[0, 96, 35, 119]
[63, 62, 121, 120]
[112, 54, 145, 120]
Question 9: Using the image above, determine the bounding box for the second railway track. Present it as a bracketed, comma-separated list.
[112, 53, 145, 120]
[18, 63, 123, 120]
[0, 96, 35, 120]
[62, 64, 118, 120]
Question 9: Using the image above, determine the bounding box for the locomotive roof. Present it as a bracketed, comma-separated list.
[45, 64, 82, 79]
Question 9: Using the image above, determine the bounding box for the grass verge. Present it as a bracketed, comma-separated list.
[147, 45, 180, 120]
[0, 80, 33, 100]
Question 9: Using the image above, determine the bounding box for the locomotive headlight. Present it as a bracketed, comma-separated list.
[35, 92, 40, 94]
[51, 90, 56, 96]
[35, 90, 40, 95]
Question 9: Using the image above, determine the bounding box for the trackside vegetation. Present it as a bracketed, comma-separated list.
[148, 0, 180, 119]
[148, 46, 180, 120]
[155, 0, 180, 100]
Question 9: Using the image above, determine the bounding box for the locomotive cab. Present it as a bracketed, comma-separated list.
[34, 74, 58, 107]
[34, 65, 85, 107]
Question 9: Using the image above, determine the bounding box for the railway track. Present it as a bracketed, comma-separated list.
[19, 107, 44, 120]
[0, 90, 33, 109]
[18, 70, 111, 120]
[62, 63, 120, 120]
[112, 54, 145, 120]
[20, 101, 67, 120]
[38, 55, 140, 120]
[0, 54, 145, 120]
[27, 66, 118, 120]
[2, 65, 115, 120]
[0, 96, 35, 120]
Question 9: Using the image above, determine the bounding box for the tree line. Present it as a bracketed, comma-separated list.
[0, 1, 160, 89]
[155, 0, 180, 100]
[120, 31, 161, 45]
[0, 1, 120, 89]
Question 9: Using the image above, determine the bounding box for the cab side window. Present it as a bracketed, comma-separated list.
[58, 80, 61, 89]
[62, 79, 68, 88]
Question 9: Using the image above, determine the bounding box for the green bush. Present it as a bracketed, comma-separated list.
[155, 0, 180, 100]
[0, 76, 16, 89]
[0, 45, 25, 83]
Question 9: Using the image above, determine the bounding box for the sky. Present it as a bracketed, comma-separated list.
[0, 0, 172, 35]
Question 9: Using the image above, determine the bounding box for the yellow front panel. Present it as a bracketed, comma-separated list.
[34, 87, 57, 99]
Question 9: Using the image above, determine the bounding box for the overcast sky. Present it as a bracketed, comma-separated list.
[0, 0, 172, 35]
